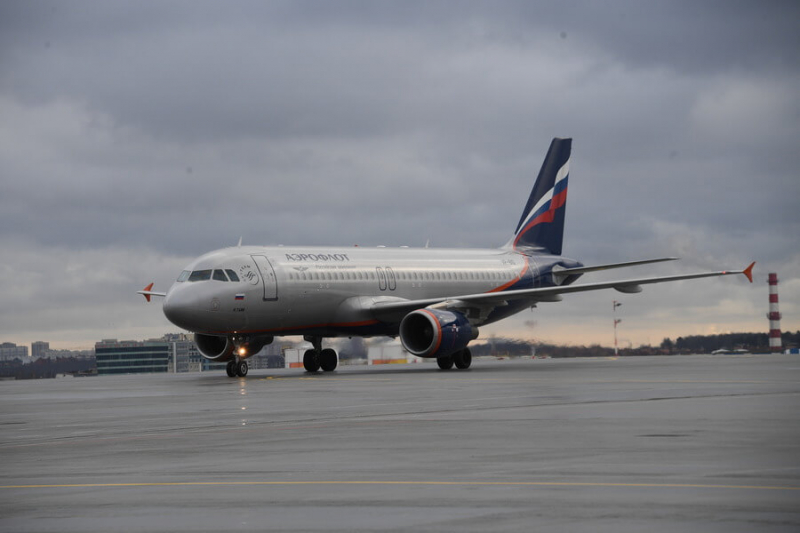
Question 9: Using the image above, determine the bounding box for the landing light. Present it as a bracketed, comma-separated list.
[238, 347, 247, 356]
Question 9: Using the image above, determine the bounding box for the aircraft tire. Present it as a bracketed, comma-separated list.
[303, 349, 320, 372]
[454, 348, 472, 370]
[437, 356, 454, 370]
[236, 360, 248, 377]
[320, 349, 338, 372]
[226, 361, 237, 377]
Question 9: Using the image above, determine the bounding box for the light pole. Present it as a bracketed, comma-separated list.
[613, 300, 622, 356]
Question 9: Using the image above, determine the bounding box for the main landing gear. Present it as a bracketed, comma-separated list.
[303, 336, 338, 373]
[226, 359, 249, 378]
[437, 348, 472, 371]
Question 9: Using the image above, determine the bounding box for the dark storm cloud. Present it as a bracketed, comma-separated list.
[0, 0, 797, 347]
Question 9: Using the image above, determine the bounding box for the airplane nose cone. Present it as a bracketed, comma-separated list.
[163, 287, 199, 330]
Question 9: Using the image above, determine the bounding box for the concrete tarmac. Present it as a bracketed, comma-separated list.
[1, 354, 799, 532]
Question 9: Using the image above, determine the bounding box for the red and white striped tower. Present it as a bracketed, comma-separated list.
[767, 273, 782, 352]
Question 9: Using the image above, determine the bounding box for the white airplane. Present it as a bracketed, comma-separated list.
[140, 138, 754, 377]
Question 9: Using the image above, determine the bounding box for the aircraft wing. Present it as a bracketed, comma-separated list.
[370, 262, 755, 322]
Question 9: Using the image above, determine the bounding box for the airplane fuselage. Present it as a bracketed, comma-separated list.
[163, 245, 582, 338]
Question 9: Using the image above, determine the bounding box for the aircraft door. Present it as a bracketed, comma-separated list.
[251, 255, 278, 301]
[376, 267, 387, 290]
[386, 267, 396, 291]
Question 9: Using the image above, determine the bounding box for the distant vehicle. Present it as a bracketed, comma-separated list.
[140, 138, 754, 377]
[711, 348, 751, 355]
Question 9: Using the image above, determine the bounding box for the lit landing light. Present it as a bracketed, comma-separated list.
[238, 346, 247, 357]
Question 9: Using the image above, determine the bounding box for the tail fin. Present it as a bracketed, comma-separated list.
[506, 137, 571, 254]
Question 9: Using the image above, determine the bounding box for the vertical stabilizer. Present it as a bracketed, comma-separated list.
[506, 138, 571, 254]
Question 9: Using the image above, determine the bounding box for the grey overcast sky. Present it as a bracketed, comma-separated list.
[1, 0, 798, 350]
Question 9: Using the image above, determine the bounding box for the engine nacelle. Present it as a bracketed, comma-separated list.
[399, 309, 476, 358]
[193, 334, 274, 361]
[194, 334, 235, 361]
[241, 335, 274, 357]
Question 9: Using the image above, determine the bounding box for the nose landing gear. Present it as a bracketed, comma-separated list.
[226, 359, 249, 377]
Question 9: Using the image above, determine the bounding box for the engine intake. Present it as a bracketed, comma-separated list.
[194, 334, 274, 361]
[194, 334, 235, 361]
[399, 309, 476, 358]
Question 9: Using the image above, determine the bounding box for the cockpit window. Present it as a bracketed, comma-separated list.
[188, 270, 212, 282]
[212, 269, 229, 282]
[177, 270, 191, 282]
[225, 269, 240, 282]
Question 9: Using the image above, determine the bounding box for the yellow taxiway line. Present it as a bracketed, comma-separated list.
[2, 480, 798, 491]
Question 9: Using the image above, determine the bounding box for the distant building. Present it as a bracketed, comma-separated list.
[95, 339, 170, 375]
[31, 341, 50, 358]
[0, 342, 29, 361]
[93, 334, 291, 375]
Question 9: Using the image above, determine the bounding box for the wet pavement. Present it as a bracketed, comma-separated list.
[1, 354, 799, 532]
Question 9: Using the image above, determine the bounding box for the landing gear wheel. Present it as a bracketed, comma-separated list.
[226, 361, 236, 377]
[437, 356, 454, 370]
[319, 348, 338, 372]
[303, 349, 320, 372]
[236, 360, 248, 377]
[454, 348, 472, 370]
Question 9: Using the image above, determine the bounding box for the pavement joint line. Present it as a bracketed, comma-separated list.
[1, 481, 798, 491]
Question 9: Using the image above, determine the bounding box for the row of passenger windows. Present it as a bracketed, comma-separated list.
[287, 270, 515, 282]
[177, 269, 241, 283]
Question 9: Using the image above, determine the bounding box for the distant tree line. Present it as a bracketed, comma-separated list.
[661, 331, 799, 354]
[470, 331, 800, 358]
[0, 357, 96, 380]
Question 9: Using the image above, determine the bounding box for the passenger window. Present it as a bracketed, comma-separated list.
[225, 269, 240, 282]
[177, 270, 191, 282]
[213, 270, 228, 282]
[188, 270, 212, 282]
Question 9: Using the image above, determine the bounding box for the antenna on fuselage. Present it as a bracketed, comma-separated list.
[424, 239, 430, 248]
[237, 236, 243, 247]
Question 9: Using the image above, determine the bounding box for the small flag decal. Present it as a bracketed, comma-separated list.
[235, 294, 245, 300]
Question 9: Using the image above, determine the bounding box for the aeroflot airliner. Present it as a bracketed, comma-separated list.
[140, 138, 754, 377]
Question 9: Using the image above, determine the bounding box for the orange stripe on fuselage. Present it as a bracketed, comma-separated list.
[488, 256, 530, 293]
[229, 320, 380, 336]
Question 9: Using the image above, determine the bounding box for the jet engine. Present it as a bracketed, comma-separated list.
[399, 309, 477, 358]
[194, 333, 275, 361]
[241, 335, 274, 357]
[194, 334, 235, 361]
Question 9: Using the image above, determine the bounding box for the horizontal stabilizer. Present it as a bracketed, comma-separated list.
[552, 257, 678, 284]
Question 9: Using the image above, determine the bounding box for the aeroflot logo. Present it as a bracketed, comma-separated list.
[285, 253, 350, 262]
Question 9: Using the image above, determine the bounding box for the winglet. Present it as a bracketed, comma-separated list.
[142, 282, 154, 302]
[743, 262, 755, 283]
